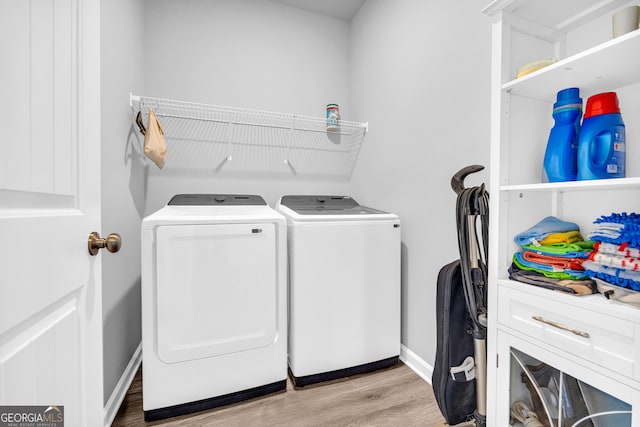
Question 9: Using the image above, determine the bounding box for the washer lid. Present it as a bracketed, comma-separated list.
[168, 194, 267, 206]
[279, 195, 386, 215]
[142, 194, 285, 229]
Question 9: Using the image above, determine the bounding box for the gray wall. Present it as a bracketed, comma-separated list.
[349, 0, 491, 365]
[101, 0, 145, 406]
[142, 0, 356, 214]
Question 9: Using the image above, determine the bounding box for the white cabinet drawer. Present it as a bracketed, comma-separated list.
[498, 283, 640, 381]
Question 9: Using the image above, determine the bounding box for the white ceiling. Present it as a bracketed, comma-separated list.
[269, 0, 366, 21]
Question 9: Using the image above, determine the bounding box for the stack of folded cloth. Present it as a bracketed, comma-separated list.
[583, 212, 640, 292]
[509, 216, 596, 295]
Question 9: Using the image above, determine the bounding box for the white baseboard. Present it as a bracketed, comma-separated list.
[103, 342, 142, 427]
[400, 344, 434, 385]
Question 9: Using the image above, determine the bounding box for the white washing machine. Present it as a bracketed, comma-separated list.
[276, 195, 401, 387]
[141, 194, 287, 421]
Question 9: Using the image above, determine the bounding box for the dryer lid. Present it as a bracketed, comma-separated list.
[168, 194, 267, 206]
[279, 195, 386, 215]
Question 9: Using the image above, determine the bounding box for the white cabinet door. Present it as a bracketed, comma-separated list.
[0, 0, 103, 426]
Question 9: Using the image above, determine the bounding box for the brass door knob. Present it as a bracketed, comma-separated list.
[88, 232, 122, 256]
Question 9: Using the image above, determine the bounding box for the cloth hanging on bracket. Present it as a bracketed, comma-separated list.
[139, 108, 167, 169]
[136, 111, 146, 135]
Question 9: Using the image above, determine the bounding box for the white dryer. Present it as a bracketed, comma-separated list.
[276, 195, 401, 387]
[141, 194, 287, 421]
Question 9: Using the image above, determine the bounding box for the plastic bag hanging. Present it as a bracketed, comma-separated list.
[143, 108, 167, 169]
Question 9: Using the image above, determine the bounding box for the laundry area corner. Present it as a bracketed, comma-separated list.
[99, 0, 492, 425]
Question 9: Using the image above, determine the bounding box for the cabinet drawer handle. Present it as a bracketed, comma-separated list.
[532, 316, 590, 338]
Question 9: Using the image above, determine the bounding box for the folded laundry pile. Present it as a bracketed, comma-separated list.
[584, 212, 640, 292]
[510, 216, 596, 295]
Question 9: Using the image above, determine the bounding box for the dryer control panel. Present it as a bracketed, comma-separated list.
[168, 194, 267, 206]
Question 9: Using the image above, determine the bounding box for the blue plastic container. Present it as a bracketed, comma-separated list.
[543, 88, 582, 182]
[577, 92, 626, 180]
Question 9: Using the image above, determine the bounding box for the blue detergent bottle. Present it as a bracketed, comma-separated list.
[543, 88, 582, 182]
[577, 92, 626, 180]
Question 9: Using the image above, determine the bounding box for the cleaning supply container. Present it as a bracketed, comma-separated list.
[577, 92, 626, 180]
[543, 88, 582, 182]
[326, 104, 340, 131]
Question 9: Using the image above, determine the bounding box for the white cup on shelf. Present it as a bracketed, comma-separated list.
[612, 5, 640, 38]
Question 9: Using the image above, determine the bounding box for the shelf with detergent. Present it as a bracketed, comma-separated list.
[130, 94, 368, 177]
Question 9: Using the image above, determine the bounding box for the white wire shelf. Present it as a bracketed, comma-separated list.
[130, 94, 368, 177]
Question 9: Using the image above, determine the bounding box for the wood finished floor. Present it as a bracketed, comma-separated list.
[111, 362, 452, 426]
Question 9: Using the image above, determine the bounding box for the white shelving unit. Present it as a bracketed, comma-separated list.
[130, 94, 368, 177]
[483, 0, 640, 425]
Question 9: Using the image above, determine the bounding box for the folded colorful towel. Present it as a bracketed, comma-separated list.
[521, 241, 593, 258]
[508, 263, 596, 295]
[522, 251, 586, 270]
[591, 252, 640, 271]
[513, 253, 589, 279]
[595, 242, 640, 258]
[539, 231, 583, 245]
[588, 222, 625, 239]
[593, 212, 640, 226]
[583, 260, 640, 291]
[589, 212, 640, 246]
[514, 216, 580, 246]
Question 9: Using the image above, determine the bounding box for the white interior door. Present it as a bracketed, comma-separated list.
[0, 0, 103, 426]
